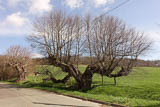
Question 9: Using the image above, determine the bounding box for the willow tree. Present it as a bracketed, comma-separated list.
[27, 10, 151, 89]
[5, 45, 31, 81]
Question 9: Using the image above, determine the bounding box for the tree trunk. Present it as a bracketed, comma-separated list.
[49, 61, 94, 90]
[114, 77, 116, 86]
[74, 64, 101, 90]
[78, 66, 94, 90]
[77, 80, 92, 90]
[102, 74, 104, 86]
[16, 71, 26, 82]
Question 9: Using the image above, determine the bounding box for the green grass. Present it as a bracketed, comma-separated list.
[17, 66, 160, 107]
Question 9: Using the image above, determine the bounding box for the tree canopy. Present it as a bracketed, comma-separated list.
[27, 10, 151, 89]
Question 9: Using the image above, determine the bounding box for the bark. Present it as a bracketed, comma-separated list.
[48, 58, 94, 89]
[49, 74, 71, 83]
[14, 66, 26, 82]
[102, 74, 104, 86]
[50, 59, 135, 89]
[114, 77, 116, 86]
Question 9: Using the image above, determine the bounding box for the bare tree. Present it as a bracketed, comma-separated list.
[90, 16, 151, 85]
[27, 10, 151, 89]
[0, 56, 15, 81]
[5, 45, 31, 82]
[84, 14, 93, 64]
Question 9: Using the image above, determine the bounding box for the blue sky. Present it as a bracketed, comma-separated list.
[0, 0, 160, 60]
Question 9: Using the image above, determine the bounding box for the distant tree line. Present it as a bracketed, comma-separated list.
[33, 57, 159, 67]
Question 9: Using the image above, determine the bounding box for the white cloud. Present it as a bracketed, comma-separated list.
[7, 0, 53, 14]
[64, 0, 114, 9]
[3, 12, 29, 27]
[0, 12, 30, 36]
[0, 0, 53, 36]
[29, 0, 52, 14]
[31, 53, 44, 58]
[147, 31, 160, 42]
[93, 0, 115, 8]
[142, 31, 160, 60]
[65, 0, 83, 9]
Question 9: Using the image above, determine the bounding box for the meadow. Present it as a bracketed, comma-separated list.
[17, 66, 160, 107]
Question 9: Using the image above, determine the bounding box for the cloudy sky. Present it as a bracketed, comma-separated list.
[0, 0, 160, 60]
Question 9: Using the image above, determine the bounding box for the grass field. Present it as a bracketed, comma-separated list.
[17, 66, 160, 107]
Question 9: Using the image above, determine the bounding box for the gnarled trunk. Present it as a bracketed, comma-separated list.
[48, 60, 94, 90]
[15, 66, 26, 82]
[49, 59, 132, 90]
[78, 70, 93, 90]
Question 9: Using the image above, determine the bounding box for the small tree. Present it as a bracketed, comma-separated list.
[5, 45, 31, 82]
[0, 56, 16, 81]
[27, 10, 151, 89]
